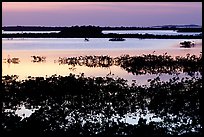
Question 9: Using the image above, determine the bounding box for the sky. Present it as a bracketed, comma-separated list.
[2, 2, 202, 27]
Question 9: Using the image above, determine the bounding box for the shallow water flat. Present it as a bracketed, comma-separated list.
[2, 38, 202, 84]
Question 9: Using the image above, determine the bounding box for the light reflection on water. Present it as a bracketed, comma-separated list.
[6, 103, 162, 128]
[2, 38, 202, 131]
[2, 38, 202, 50]
[2, 30, 201, 36]
[2, 30, 60, 34]
[102, 30, 201, 36]
[2, 38, 202, 84]
[2, 50, 202, 85]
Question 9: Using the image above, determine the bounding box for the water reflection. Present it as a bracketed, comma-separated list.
[3, 55, 20, 64]
[3, 52, 202, 84]
[102, 30, 201, 36]
[2, 38, 202, 51]
[2, 74, 202, 136]
[1, 36, 203, 136]
[55, 54, 202, 75]
[31, 55, 46, 62]
[2, 50, 202, 136]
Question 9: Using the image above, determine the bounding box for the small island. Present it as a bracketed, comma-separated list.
[109, 38, 126, 41]
[180, 41, 195, 48]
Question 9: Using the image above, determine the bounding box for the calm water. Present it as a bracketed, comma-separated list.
[2, 38, 202, 84]
[2, 38, 202, 50]
[3, 30, 201, 36]
[2, 37, 202, 127]
[102, 30, 201, 36]
[2, 30, 60, 34]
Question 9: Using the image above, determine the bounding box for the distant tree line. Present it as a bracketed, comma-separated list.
[2, 26, 64, 31]
[2, 33, 202, 39]
[2, 25, 202, 32]
[2, 25, 202, 38]
[59, 26, 103, 37]
[176, 28, 202, 32]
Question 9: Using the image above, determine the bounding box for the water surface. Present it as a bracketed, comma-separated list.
[102, 30, 201, 36]
[2, 38, 202, 83]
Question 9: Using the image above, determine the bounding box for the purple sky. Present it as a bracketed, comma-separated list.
[2, 2, 202, 27]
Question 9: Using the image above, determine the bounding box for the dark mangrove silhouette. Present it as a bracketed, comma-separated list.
[3, 53, 202, 76]
[2, 25, 202, 39]
[1, 53, 203, 136]
[55, 54, 202, 76]
[2, 25, 202, 31]
[1, 74, 202, 136]
[31, 55, 46, 62]
[3, 55, 20, 64]
[109, 38, 126, 41]
[180, 41, 195, 48]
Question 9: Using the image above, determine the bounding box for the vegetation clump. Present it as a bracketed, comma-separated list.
[1, 73, 202, 136]
[1, 53, 202, 136]
[55, 54, 202, 75]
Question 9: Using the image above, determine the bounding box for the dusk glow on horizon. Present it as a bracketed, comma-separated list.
[2, 2, 202, 27]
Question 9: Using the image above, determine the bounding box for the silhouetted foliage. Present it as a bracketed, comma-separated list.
[2, 73, 202, 136]
[55, 54, 202, 76]
[2, 33, 201, 39]
[2, 25, 202, 32]
[2, 25, 202, 38]
[1, 53, 203, 136]
[176, 28, 202, 32]
[58, 25, 102, 37]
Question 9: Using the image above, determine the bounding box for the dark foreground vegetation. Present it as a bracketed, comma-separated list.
[1, 54, 203, 136]
[1, 74, 202, 136]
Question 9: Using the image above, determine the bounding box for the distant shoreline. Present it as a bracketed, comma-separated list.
[2, 26, 201, 39]
[2, 25, 202, 31]
[2, 33, 202, 39]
